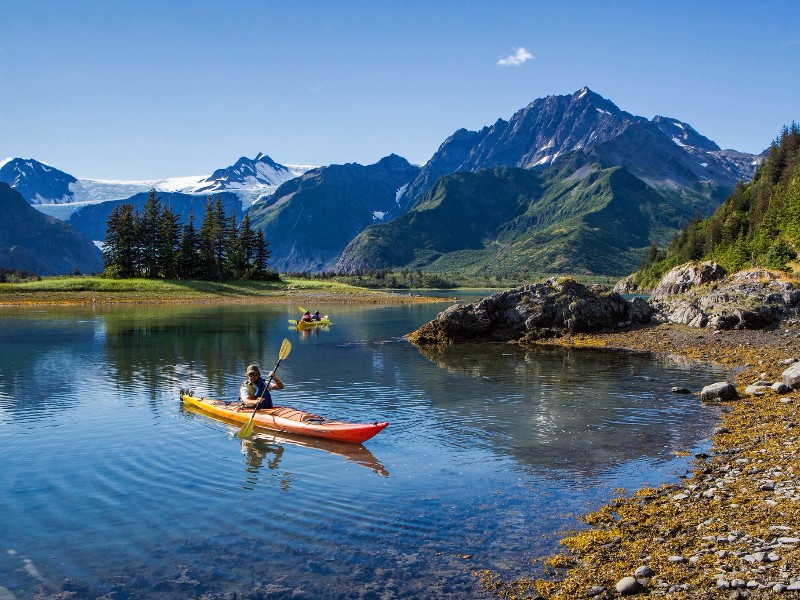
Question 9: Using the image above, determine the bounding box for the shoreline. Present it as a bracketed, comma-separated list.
[490, 323, 800, 598]
[0, 288, 446, 307]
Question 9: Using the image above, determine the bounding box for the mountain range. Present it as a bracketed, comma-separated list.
[0, 183, 104, 275]
[0, 87, 763, 277]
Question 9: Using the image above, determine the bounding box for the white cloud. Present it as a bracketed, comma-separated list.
[498, 47, 534, 67]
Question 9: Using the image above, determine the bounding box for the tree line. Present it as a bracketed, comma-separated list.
[636, 123, 800, 288]
[102, 191, 276, 280]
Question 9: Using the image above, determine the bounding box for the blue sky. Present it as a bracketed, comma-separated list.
[1, 0, 798, 180]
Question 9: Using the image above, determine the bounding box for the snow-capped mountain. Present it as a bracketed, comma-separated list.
[189, 152, 306, 200]
[0, 154, 314, 219]
[401, 87, 759, 207]
[0, 158, 77, 204]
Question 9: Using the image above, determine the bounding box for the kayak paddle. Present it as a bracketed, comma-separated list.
[236, 338, 292, 439]
[288, 319, 298, 324]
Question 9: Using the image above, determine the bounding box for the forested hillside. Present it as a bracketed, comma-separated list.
[636, 125, 800, 288]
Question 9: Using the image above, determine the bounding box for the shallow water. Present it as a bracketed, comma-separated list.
[0, 302, 724, 599]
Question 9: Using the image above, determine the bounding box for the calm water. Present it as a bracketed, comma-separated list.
[0, 302, 724, 599]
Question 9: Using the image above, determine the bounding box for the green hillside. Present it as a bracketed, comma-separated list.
[336, 158, 709, 278]
[636, 125, 799, 288]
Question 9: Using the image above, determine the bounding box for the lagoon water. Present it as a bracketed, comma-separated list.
[0, 301, 724, 599]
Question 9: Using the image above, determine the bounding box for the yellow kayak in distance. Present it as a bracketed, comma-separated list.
[293, 318, 332, 330]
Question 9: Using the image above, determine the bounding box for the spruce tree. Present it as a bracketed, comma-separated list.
[103, 204, 138, 278]
[198, 197, 222, 280]
[176, 212, 200, 279]
[159, 203, 181, 279]
[139, 190, 163, 278]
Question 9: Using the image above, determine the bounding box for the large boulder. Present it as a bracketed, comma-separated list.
[783, 362, 800, 390]
[649, 264, 799, 330]
[649, 261, 726, 301]
[407, 278, 652, 345]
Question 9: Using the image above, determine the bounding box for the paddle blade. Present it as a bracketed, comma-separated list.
[279, 338, 292, 360]
[288, 319, 298, 324]
[236, 412, 256, 438]
[299, 306, 306, 313]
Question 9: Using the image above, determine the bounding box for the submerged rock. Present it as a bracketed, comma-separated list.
[406, 278, 652, 345]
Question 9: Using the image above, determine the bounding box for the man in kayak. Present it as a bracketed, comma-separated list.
[312, 311, 322, 321]
[239, 364, 284, 410]
[300, 311, 314, 323]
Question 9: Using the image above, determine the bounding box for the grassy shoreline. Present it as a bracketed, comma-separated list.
[0, 276, 446, 306]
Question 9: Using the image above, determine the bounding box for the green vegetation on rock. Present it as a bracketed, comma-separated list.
[636, 124, 800, 288]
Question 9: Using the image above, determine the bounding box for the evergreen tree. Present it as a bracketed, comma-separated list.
[103, 204, 138, 278]
[159, 203, 181, 279]
[198, 196, 225, 280]
[225, 212, 247, 279]
[138, 190, 163, 278]
[176, 212, 200, 279]
[254, 229, 271, 279]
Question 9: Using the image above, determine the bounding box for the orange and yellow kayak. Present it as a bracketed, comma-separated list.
[180, 393, 388, 444]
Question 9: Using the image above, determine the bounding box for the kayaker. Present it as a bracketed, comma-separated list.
[239, 364, 284, 410]
[300, 311, 314, 323]
[312, 311, 322, 321]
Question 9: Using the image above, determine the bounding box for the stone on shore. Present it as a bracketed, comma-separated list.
[615, 576, 641, 595]
[700, 381, 738, 402]
[783, 362, 800, 389]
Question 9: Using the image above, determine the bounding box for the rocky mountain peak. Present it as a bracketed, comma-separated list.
[651, 116, 720, 151]
[0, 158, 77, 204]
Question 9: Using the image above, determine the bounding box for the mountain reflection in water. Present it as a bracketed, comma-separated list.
[413, 341, 720, 479]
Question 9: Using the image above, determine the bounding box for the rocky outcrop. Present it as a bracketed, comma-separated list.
[649, 262, 800, 329]
[648, 261, 727, 301]
[612, 275, 639, 294]
[406, 278, 651, 345]
[407, 262, 798, 346]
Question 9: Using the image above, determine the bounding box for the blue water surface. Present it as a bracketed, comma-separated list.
[0, 301, 724, 599]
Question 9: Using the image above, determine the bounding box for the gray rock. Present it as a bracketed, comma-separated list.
[667, 555, 687, 563]
[649, 261, 726, 301]
[634, 565, 655, 579]
[615, 576, 641, 595]
[700, 382, 738, 402]
[613, 275, 638, 294]
[648, 264, 799, 329]
[671, 386, 691, 394]
[783, 362, 800, 390]
[773, 382, 791, 394]
[745, 384, 770, 395]
[407, 278, 653, 345]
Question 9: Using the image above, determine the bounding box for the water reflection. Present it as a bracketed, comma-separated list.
[413, 341, 722, 480]
[240, 437, 290, 491]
